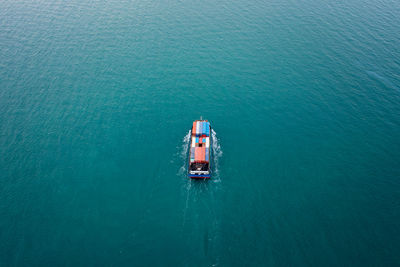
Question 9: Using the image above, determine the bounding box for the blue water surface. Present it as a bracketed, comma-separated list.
[1, 0, 400, 265]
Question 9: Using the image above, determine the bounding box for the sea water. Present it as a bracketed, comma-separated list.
[1, 0, 400, 265]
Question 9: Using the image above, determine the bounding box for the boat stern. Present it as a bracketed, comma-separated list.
[189, 171, 211, 179]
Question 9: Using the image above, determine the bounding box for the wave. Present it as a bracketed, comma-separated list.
[179, 128, 223, 256]
[177, 130, 191, 177]
[211, 129, 222, 183]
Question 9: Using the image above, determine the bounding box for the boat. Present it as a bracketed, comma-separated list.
[188, 120, 211, 179]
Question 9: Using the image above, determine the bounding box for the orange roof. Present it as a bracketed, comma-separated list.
[194, 147, 206, 162]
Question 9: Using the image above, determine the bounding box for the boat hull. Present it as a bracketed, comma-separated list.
[188, 174, 211, 179]
[188, 120, 212, 179]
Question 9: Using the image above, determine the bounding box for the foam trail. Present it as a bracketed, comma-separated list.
[211, 129, 223, 182]
[179, 130, 193, 227]
[182, 130, 191, 158]
[182, 179, 192, 227]
[178, 130, 191, 176]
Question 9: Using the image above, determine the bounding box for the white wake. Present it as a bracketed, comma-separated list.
[177, 130, 191, 177]
[211, 129, 223, 183]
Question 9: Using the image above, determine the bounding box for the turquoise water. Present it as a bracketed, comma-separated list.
[1, 0, 400, 265]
